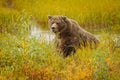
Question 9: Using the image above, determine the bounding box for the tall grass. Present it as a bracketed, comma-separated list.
[0, 32, 120, 80]
[0, 8, 31, 36]
[0, 0, 120, 30]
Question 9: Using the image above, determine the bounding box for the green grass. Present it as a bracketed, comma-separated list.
[0, 8, 31, 36]
[0, 0, 120, 30]
[0, 32, 120, 80]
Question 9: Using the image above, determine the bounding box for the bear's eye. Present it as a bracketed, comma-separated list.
[56, 22, 60, 25]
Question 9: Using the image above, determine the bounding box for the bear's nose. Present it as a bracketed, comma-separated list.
[51, 27, 55, 30]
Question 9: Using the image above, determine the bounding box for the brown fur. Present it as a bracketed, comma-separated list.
[48, 15, 99, 57]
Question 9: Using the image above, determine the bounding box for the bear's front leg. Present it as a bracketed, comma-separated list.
[63, 45, 76, 57]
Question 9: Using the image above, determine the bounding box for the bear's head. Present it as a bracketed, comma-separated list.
[48, 15, 68, 34]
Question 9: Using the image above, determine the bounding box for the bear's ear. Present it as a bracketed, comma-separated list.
[48, 15, 52, 19]
[62, 16, 67, 21]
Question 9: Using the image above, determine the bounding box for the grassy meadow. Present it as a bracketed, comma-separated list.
[0, 0, 120, 80]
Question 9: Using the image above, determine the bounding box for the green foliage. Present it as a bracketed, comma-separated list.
[0, 32, 120, 79]
[0, 0, 120, 30]
[0, 8, 31, 36]
[92, 51, 109, 80]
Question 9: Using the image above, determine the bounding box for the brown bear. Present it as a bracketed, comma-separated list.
[48, 15, 99, 57]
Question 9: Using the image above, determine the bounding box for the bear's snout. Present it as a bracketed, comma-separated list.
[51, 23, 58, 33]
[51, 26, 55, 30]
[51, 26, 56, 33]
